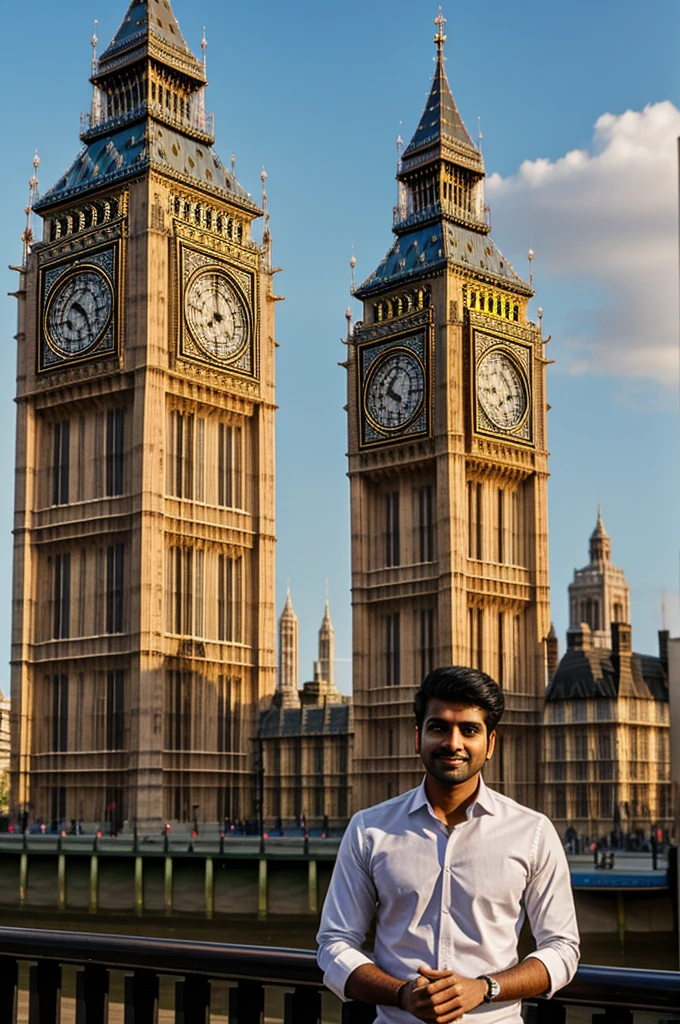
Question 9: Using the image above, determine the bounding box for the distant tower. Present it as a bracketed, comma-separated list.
[546, 623, 559, 682]
[318, 600, 335, 689]
[278, 591, 300, 708]
[568, 508, 630, 648]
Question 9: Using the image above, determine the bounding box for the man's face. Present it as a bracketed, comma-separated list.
[415, 698, 495, 787]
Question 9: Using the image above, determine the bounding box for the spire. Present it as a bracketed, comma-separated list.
[589, 505, 611, 565]
[318, 598, 335, 691]
[97, 0, 205, 82]
[278, 590, 300, 707]
[402, 9, 479, 160]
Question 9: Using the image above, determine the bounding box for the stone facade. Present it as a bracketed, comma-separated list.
[346, 18, 550, 812]
[542, 517, 671, 837]
[10, 0, 277, 830]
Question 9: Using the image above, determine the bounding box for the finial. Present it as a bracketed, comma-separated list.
[537, 307, 543, 332]
[478, 116, 483, 154]
[527, 248, 534, 288]
[350, 245, 356, 295]
[91, 19, 99, 70]
[434, 7, 447, 55]
[231, 153, 236, 174]
[260, 167, 272, 266]
[201, 27, 207, 72]
[21, 150, 40, 265]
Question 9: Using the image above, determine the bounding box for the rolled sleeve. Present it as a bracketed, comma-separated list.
[317, 811, 377, 1000]
[523, 817, 580, 997]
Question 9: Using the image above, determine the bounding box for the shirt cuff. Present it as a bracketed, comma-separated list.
[523, 949, 572, 998]
[323, 946, 375, 1002]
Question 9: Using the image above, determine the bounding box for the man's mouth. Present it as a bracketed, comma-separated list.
[435, 754, 468, 766]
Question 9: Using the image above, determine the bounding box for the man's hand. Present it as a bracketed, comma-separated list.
[400, 967, 487, 1023]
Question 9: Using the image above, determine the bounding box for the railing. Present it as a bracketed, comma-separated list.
[80, 102, 214, 140]
[0, 927, 677, 1023]
[392, 199, 490, 232]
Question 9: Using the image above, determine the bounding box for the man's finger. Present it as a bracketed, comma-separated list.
[426, 977, 461, 996]
[418, 966, 455, 979]
[430, 986, 462, 1006]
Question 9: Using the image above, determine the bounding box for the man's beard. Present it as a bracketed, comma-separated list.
[427, 750, 482, 787]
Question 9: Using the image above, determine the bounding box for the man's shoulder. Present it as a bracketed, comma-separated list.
[349, 786, 420, 829]
[486, 786, 553, 828]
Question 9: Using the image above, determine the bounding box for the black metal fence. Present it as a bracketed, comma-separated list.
[0, 926, 677, 1023]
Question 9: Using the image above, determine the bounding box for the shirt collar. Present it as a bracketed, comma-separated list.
[407, 774, 497, 820]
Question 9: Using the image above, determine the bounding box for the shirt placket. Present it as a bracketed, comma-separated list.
[438, 824, 458, 970]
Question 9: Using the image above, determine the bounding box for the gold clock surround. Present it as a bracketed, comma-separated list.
[177, 239, 258, 379]
[356, 309, 434, 451]
[38, 240, 122, 373]
[472, 327, 533, 446]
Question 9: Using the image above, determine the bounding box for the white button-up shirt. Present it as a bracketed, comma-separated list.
[317, 778, 579, 1023]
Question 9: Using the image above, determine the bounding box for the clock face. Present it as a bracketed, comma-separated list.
[185, 269, 249, 362]
[477, 349, 528, 430]
[46, 268, 113, 356]
[365, 349, 425, 431]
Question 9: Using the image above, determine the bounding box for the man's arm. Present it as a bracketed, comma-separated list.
[316, 812, 378, 1001]
[521, 816, 580, 995]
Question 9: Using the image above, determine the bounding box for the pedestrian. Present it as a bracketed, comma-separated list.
[317, 666, 579, 1022]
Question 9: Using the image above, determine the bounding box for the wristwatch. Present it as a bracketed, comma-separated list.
[477, 975, 501, 1002]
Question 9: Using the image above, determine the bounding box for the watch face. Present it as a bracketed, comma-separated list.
[46, 268, 113, 356]
[477, 349, 528, 430]
[365, 349, 425, 431]
[185, 269, 249, 362]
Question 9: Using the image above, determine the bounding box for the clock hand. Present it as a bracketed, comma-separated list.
[386, 385, 403, 403]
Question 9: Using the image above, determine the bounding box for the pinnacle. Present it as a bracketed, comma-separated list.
[590, 504, 609, 540]
[402, 22, 477, 160]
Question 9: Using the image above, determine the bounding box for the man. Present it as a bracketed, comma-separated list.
[317, 666, 579, 1023]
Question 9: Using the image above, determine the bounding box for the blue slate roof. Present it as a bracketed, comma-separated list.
[356, 221, 528, 298]
[545, 648, 668, 703]
[98, 0, 204, 82]
[403, 49, 476, 159]
[258, 702, 351, 738]
[36, 122, 254, 211]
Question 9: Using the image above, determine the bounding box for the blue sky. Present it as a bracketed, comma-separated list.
[1, 0, 678, 692]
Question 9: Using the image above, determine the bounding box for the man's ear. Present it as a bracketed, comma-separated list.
[414, 725, 420, 755]
[486, 729, 497, 760]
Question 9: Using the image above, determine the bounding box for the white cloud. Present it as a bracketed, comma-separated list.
[487, 102, 680, 386]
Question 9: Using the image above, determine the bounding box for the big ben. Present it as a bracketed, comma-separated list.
[347, 13, 550, 811]
[10, 0, 277, 829]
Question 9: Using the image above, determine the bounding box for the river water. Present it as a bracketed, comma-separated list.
[9, 909, 678, 970]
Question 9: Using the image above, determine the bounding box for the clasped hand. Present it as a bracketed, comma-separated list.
[401, 967, 487, 1023]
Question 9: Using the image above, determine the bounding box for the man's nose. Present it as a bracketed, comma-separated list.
[443, 728, 465, 749]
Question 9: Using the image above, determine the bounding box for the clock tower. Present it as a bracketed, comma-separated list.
[346, 14, 550, 811]
[10, 0, 277, 829]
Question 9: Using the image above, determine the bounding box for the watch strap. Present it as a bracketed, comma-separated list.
[396, 980, 411, 1010]
[477, 974, 496, 1002]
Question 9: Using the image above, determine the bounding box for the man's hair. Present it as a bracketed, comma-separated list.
[414, 666, 505, 733]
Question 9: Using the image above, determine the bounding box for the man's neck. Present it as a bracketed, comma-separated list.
[425, 772, 482, 829]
